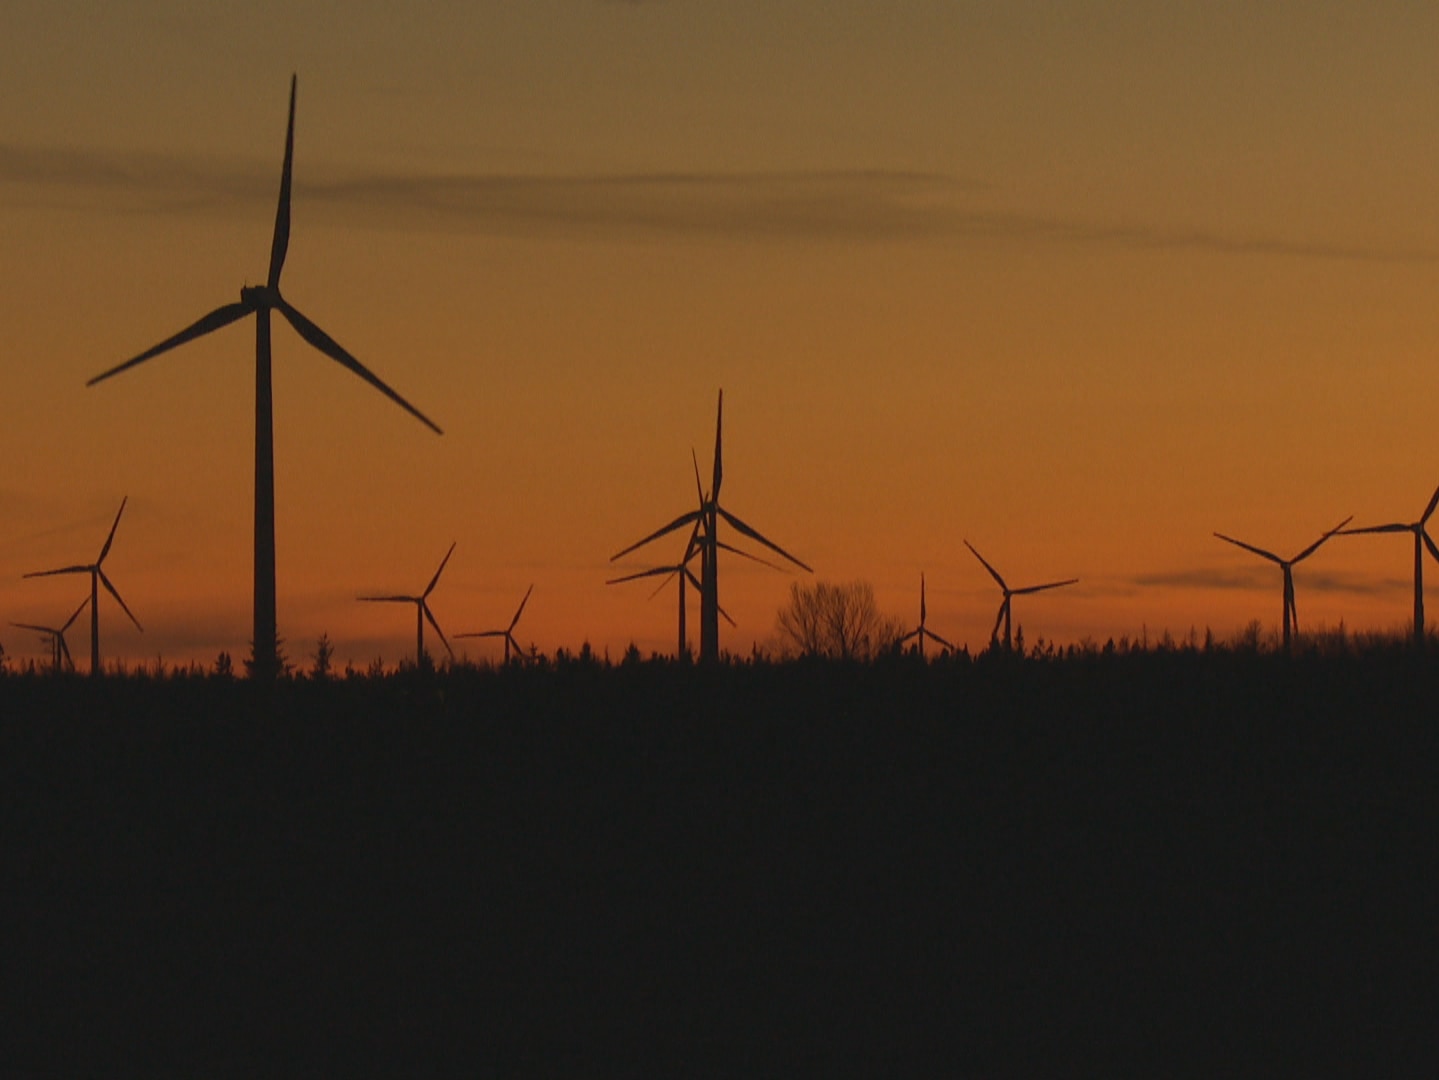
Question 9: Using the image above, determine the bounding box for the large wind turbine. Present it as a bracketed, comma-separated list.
[24, 498, 141, 675]
[897, 573, 954, 658]
[964, 540, 1076, 652]
[359, 542, 456, 667]
[86, 76, 442, 681]
[1213, 516, 1351, 651]
[1340, 483, 1439, 646]
[611, 391, 811, 662]
[10, 595, 90, 675]
[456, 585, 535, 665]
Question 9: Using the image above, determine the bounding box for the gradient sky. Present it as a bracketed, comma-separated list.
[3, 1, 1438, 669]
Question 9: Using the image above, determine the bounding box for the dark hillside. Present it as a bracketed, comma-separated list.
[3, 653, 1435, 1073]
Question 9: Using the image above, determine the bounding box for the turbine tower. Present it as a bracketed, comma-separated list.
[457, 584, 535, 665]
[964, 540, 1076, 652]
[10, 595, 90, 674]
[611, 391, 810, 662]
[1213, 516, 1351, 651]
[1340, 483, 1439, 647]
[86, 76, 442, 681]
[359, 542, 456, 668]
[897, 573, 954, 658]
[24, 498, 141, 675]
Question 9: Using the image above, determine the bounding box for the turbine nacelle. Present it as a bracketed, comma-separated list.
[240, 284, 281, 308]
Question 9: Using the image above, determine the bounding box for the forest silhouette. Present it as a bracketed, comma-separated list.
[3, 642, 1432, 1071]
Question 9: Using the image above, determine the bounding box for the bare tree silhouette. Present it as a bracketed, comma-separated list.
[776, 580, 903, 661]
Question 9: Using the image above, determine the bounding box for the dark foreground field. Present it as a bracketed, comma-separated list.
[3, 650, 1436, 1073]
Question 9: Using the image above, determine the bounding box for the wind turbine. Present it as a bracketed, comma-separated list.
[85, 76, 442, 681]
[1339, 482, 1439, 646]
[457, 584, 535, 665]
[359, 542, 455, 667]
[10, 595, 90, 674]
[24, 498, 142, 675]
[611, 391, 811, 662]
[1213, 516, 1351, 651]
[964, 540, 1077, 652]
[897, 573, 954, 658]
[608, 451, 769, 658]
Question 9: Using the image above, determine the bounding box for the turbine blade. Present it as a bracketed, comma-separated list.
[276, 300, 443, 435]
[422, 602, 453, 659]
[683, 566, 704, 593]
[358, 594, 416, 603]
[714, 539, 785, 572]
[716, 507, 811, 572]
[607, 566, 680, 586]
[99, 570, 143, 631]
[1424, 529, 1439, 565]
[1340, 522, 1410, 535]
[423, 541, 457, 599]
[964, 541, 1008, 591]
[1291, 516, 1353, 563]
[691, 448, 705, 508]
[647, 569, 682, 601]
[989, 602, 1006, 644]
[268, 74, 297, 289]
[98, 496, 128, 564]
[61, 595, 91, 633]
[454, 629, 505, 640]
[711, 389, 724, 501]
[23, 565, 92, 579]
[716, 599, 738, 628]
[1012, 578, 1079, 595]
[9, 622, 55, 634]
[508, 584, 534, 632]
[898, 628, 919, 644]
[1424, 483, 1439, 525]
[1213, 532, 1282, 564]
[87, 303, 252, 387]
[682, 515, 705, 563]
[920, 573, 927, 623]
[59, 634, 74, 671]
[610, 509, 702, 561]
[929, 630, 955, 652]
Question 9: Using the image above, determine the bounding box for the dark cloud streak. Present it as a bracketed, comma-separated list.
[2, 142, 1435, 262]
[1133, 567, 1409, 597]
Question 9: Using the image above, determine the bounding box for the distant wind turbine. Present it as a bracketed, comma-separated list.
[1339, 483, 1439, 646]
[359, 542, 456, 667]
[24, 498, 142, 675]
[964, 540, 1077, 652]
[85, 75, 442, 681]
[10, 595, 90, 674]
[611, 391, 811, 662]
[457, 584, 535, 665]
[1213, 516, 1351, 651]
[897, 573, 954, 658]
[608, 450, 769, 658]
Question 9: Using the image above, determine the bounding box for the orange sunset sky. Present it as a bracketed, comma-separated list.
[2, 2, 1438, 669]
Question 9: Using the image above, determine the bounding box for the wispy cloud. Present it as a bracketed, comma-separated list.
[3, 141, 1436, 261]
[1133, 567, 1410, 597]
